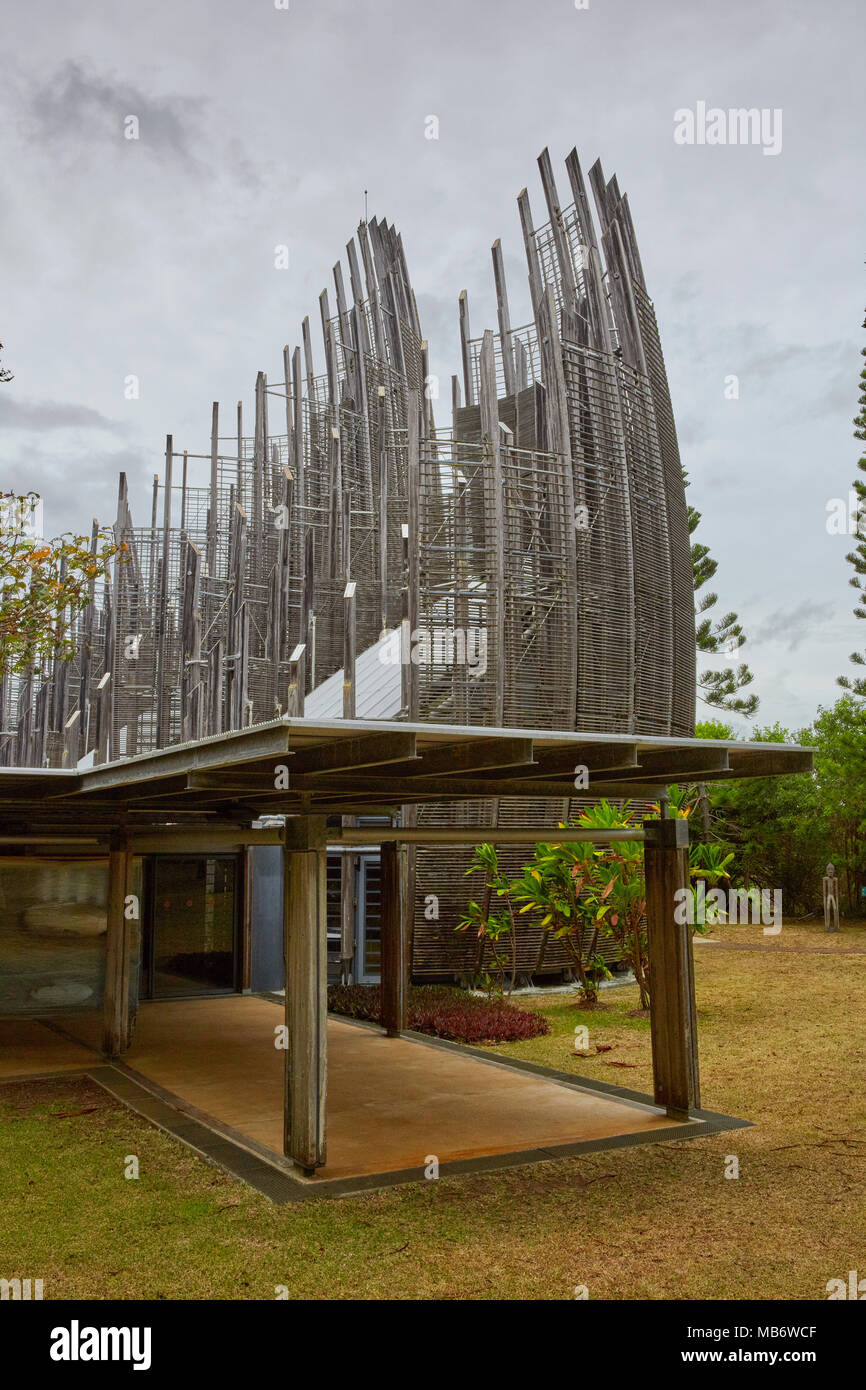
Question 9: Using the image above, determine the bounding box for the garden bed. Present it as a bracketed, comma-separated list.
[326, 983, 550, 1044]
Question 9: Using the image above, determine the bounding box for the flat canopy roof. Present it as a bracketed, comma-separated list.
[0, 716, 813, 842]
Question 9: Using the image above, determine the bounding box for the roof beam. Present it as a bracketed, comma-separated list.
[186, 771, 293, 792]
[726, 749, 813, 778]
[53, 774, 210, 803]
[592, 748, 731, 783]
[78, 723, 294, 793]
[131, 825, 283, 852]
[286, 731, 418, 776]
[480, 740, 639, 781]
[316, 736, 536, 781]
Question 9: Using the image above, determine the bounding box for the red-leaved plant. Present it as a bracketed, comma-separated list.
[327, 983, 550, 1045]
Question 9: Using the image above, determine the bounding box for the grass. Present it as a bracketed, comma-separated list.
[1, 918, 864, 1300]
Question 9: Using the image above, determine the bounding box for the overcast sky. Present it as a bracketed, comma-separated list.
[1, 0, 863, 734]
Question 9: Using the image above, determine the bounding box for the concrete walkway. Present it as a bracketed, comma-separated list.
[118, 996, 681, 1180]
[1, 996, 700, 1187]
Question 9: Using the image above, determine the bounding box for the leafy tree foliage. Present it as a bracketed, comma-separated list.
[0, 492, 118, 676]
[838, 310, 866, 695]
[698, 712, 866, 915]
[810, 696, 866, 906]
[687, 474, 759, 718]
[695, 718, 737, 741]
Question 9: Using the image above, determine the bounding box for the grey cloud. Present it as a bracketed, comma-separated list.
[2, 445, 151, 537]
[22, 60, 203, 166]
[0, 394, 127, 434]
[739, 336, 853, 383]
[676, 412, 711, 448]
[751, 600, 837, 651]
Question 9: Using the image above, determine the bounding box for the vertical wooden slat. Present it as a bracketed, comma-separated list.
[208, 402, 219, 575]
[479, 331, 505, 727]
[345, 235, 371, 358]
[104, 472, 128, 763]
[537, 146, 578, 316]
[155, 438, 173, 748]
[282, 345, 294, 470]
[302, 316, 315, 399]
[458, 290, 474, 406]
[406, 392, 420, 723]
[564, 147, 612, 354]
[253, 374, 265, 575]
[357, 219, 387, 365]
[644, 817, 700, 1116]
[376, 386, 389, 634]
[319, 289, 337, 405]
[536, 286, 579, 728]
[517, 187, 543, 316]
[296, 529, 314, 705]
[148, 475, 159, 607]
[327, 426, 340, 578]
[236, 401, 244, 510]
[77, 519, 100, 763]
[292, 346, 304, 513]
[209, 638, 224, 735]
[491, 239, 516, 395]
[181, 540, 202, 742]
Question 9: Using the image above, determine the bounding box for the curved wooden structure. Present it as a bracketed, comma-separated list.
[0, 146, 698, 982]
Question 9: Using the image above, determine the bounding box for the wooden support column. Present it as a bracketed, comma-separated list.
[283, 818, 328, 1174]
[644, 817, 700, 1117]
[380, 838, 405, 1036]
[103, 828, 133, 1057]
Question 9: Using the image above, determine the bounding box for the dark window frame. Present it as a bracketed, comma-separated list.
[140, 852, 242, 1001]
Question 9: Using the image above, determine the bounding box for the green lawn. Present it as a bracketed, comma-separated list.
[1, 920, 864, 1300]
